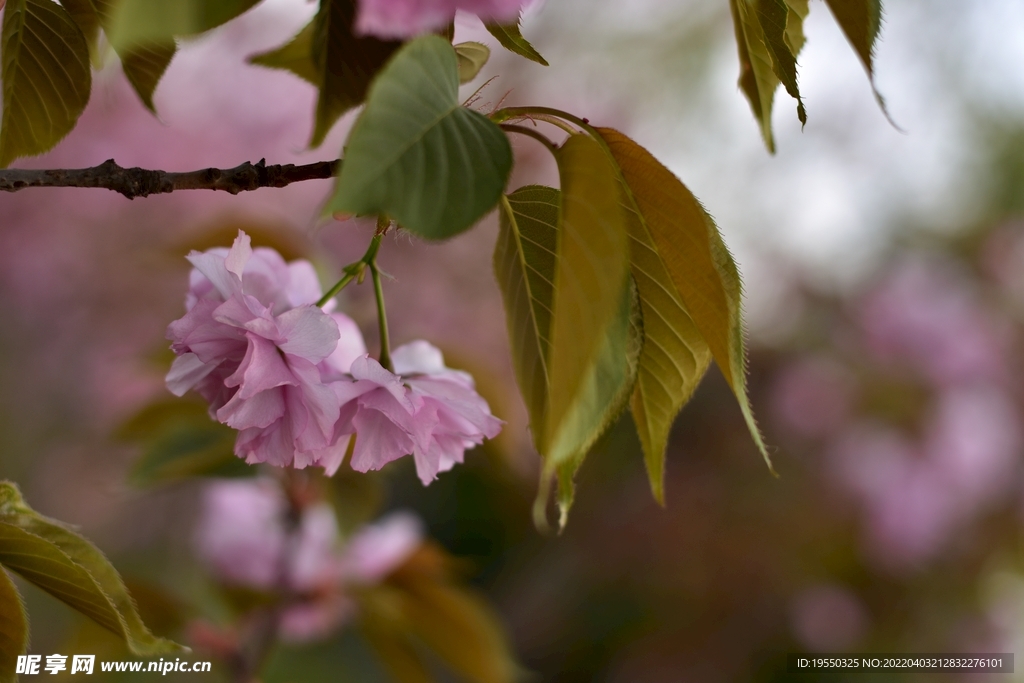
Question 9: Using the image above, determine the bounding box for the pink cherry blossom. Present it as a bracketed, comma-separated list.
[333, 341, 502, 484]
[166, 231, 366, 470]
[355, 0, 525, 38]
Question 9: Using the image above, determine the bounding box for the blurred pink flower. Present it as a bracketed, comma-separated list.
[857, 256, 1008, 386]
[195, 479, 352, 643]
[341, 511, 424, 584]
[790, 584, 869, 652]
[166, 231, 363, 470]
[830, 387, 1020, 572]
[355, 0, 524, 38]
[334, 341, 502, 484]
[770, 356, 856, 439]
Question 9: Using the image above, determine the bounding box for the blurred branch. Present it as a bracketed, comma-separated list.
[0, 158, 340, 199]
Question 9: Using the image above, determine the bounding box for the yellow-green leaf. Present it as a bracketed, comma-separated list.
[359, 615, 435, 683]
[248, 18, 318, 85]
[120, 43, 176, 112]
[454, 41, 489, 84]
[545, 135, 632, 464]
[554, 281, 642, 527]
[608, 140, 715, 503]
[53, 0, 175, 112]
[729, 0, 809, 151]
[494, 180, 637, 528]
[0, 568, 26, 683]
[596, 128, 772, 475]
[0, 482, 185, 655]
[307, 0, 402, 148]
[108, 0, 260, 49]
[484, 17, 547, 66]
[0, 0, 92, 167]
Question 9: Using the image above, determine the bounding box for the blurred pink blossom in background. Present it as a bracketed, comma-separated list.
[195, 479, 427, 642]
[790, 583, 869, 652]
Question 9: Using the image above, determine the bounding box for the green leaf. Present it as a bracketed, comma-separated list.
[108, 0, 261, 49]
[0, 568, 27, 683]
[53, 0, 176, 112]
[58, 0, 102, 58]
[756, 0, 805, 125]
[120, 43, 176, 112]
[249, 18, 318, 85]
[118, 398, 251, 487]
[484, 18, 547, 66]
[596, 127, 772, 475]
[730, 0, 810, 151]
[308, 0, 403, 148]
[359, 617, 435, 683]
[454, 41, 489, 84]
[0, 0, 92, 167]
[328, 35, 512, 239]
[0, 482, 185, 655]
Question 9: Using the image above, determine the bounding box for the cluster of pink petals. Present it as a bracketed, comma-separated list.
[166, 232, 501, 481]
[166, 232, 361, 472]
[355, 0, 525, 38]
[195, 480, 424, 642]
[337, 341, 503, 484]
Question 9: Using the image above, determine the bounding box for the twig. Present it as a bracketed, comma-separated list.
[0, 158, 340, 200]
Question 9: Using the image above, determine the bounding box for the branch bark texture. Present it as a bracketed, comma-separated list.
[0, 159, 340, 199]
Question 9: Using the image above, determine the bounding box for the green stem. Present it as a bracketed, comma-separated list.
[500, 124, 560, 154]
[370, 257, 392, 372]
[492, 106, 596, 137]
[316, 233, 384, 309]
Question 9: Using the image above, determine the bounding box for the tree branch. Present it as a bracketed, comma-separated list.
[0, 158, 340, 199]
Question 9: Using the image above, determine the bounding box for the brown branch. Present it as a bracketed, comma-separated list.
[0, 158, 340, 199]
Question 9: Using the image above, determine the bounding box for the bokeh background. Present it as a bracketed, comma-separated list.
[2, 0, 1024, 680]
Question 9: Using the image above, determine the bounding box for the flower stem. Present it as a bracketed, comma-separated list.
[316, 232, 385, 309]
[370, 256, 392, 372]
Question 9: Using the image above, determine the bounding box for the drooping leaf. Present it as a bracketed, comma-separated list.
[545, 135, 632, 464]
[248, 18, 318, 85]
[329, 35, 512, 239]
[454, 41, 489, 84]
[58, 0, 102, 57]
[120, 43, 176, 112]
[0, 0, 92, 167]
[823, 0, 880, 78]
[0, 568, 27, 683]
[484, 17, 547, 66]
[554, 281, 642, 527]
[0, 482, 185, 655]
[494, 176, 636, 528]
[756, 0, 805, 125]
[307, 0, 403, 148]
[118, 398, 251, 487]
[596, 128, 772, 474]
[823, 0, 893, 118]
[108, 0, 261, 49]
[53, 0, 176, 112]
[785, 0, 809, 55]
